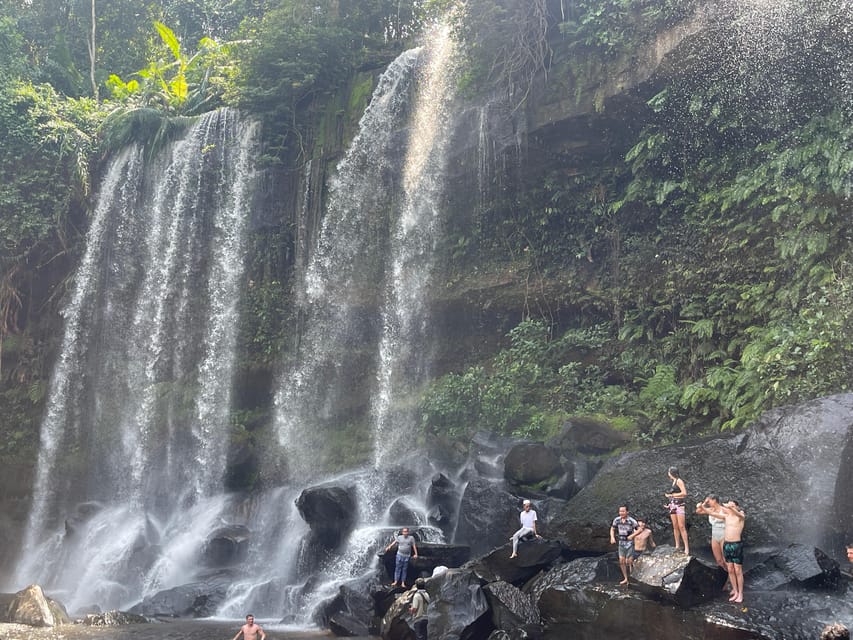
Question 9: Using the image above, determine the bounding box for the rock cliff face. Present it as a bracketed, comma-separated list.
[548, 394, 853, 559]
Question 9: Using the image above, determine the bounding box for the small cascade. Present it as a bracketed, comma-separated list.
[14, 109, 260, 611]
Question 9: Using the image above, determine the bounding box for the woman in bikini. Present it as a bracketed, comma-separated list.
[665, 466, 689, 555]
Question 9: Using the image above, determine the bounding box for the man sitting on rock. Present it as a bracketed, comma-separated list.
[510, 499, 541, 558]
[628, 517, 656, 560]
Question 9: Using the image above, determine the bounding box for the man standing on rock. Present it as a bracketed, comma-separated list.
[232, 614, 266, 640]
[703, 498, 746, 603]
[847, 542, 853, 565]
[510, 499, 541, 558]
[384, 527, 418, 588]
[610, 504, 638, 585]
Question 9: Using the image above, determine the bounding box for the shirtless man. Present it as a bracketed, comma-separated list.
[702, 498, 746, 603]
[232, 614, 266, 640]
[627, 517, 656, 560]
[847, 542, 853, 565]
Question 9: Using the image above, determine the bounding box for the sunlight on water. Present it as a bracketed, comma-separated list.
[373, 20, 459, 469]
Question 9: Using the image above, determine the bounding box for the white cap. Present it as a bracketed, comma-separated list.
[522, 499, 531, 505]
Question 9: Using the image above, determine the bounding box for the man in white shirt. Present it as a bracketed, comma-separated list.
[509, 499, 541, 558]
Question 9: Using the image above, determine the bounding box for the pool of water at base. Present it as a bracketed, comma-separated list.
[0, 620, 380, 640]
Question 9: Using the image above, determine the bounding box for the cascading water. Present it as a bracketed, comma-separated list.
[273, 46, 421, 480]
[13, 109, 260, 612]
[220, 24, 460, 625]
[371, 22, 458, 470]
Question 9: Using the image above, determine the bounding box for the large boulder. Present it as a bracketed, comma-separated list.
[426, 473, 460, 539]
[129, 573, 231, 617]
[503, 444, 561, 487]
[295, 484, 358, 549]
[427, 569, 493, 640]
[483, 581, 541, 630]
[202, 524, 251, 567]
[746, 544, 840, 591]
[547, 418, 631, 456]
[455, 477, 522, 557]
[7, 584, 70, 627]
[549, 394, 853, 555]
[318, 578, 379, 636]
[468, 539, 564, 586]
[629, 545, 727, 607]
[388, 498, 425, 526]
[82, 610, 149, 626]
[410, 543, 471, 579]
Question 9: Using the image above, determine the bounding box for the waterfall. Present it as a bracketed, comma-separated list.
[372, 22, 458, 468]
[273, 47, 421, 479]
[13, 109, 259, 612]
[221, 24, 459, 624]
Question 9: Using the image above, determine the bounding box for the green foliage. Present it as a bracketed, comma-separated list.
[421, 320, 636, 440]
[99, 21, 239, 154]
[558, 0, 698, 59]
[233, 1, 355, 157]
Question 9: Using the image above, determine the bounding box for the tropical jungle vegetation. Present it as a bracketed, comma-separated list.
[2, 0, 852, 470]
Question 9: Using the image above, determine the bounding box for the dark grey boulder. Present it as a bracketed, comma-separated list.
[318, 578, 379, 636]
[329, 611, 370, 637]
[547, 418, 631, 456]
[202, 524, 250, 567]
[468, 538, 564, 586]
[411, 542, 471, 578]
[543, 470, 576, 500]
[746, 544, 840, 591]
[427, 569, 492, 640]
[536, 585, 762, 639]
[483, 580, 541, 629]
[129, 573, 231, 618]
[455, 477, 522, 557]
[295, 483, 357, 549]
[525, 556, 618, 601]
[426, 473, 460, 539]
[388, 497, 424, 526]
[503, 444, 561, 487]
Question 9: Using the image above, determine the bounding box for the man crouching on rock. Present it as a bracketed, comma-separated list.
[703, 498, 746, 603]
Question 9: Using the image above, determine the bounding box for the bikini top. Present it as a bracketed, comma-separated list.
[670, 480, 685, 504]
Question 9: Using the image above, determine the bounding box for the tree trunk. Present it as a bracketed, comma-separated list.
[88, 0, 98, 100]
